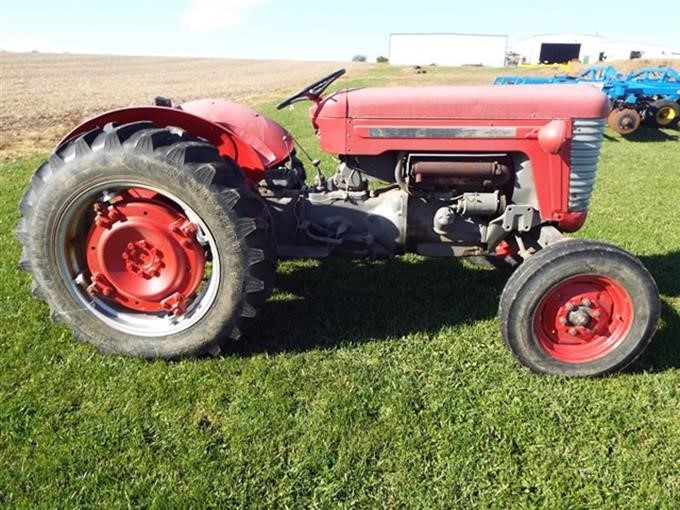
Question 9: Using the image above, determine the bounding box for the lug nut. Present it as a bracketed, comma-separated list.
[592, 310, 601, 318]
[568, 328, 578, 336]
[559, 317, 567, 325]
[582, 299, 592, 307]
[567, 303, 577, 311]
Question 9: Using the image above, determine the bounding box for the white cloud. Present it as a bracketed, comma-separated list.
[181, 0, 268, 32]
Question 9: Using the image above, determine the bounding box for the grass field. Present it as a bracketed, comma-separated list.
[1, 59, 679, 508]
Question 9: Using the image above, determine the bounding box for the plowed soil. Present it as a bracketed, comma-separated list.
[0, 52, 363, 155]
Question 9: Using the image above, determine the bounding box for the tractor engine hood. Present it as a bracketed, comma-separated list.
[315, 84, 609, 120]
[312, 84, 609, 155]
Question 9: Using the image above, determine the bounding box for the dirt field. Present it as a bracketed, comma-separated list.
[0, 52, 367, 155]
[0, 52, 674, 157]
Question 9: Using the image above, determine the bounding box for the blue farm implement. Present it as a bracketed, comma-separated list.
[493, 65, 622, 86]
[607, 67, 680, 133]
[495, 66, 680, 135]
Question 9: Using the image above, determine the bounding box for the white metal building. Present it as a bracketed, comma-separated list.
[601, 42, 680, 61]
[389, 33, 507, 67]
[513, 34, 603, 65]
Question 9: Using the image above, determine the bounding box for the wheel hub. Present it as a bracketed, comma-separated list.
[619, 114, 634, 129]
[123, 240, 164, 278]
[656, 106, 676, 125]
[567, 306, 591, 328]
[555, 296, 608, 342]
[85, 192, 206, 314]
[534, 276, 633, 362]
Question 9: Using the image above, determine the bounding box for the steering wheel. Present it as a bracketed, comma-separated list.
[276, 68, 346, 110]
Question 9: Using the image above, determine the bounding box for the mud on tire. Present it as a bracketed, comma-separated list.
[17, 122, 276, 358]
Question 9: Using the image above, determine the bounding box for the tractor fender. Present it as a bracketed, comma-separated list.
[181, 99, 292, 170]
[57, 100, 292, 183]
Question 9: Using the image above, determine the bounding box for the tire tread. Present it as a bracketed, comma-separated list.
[17, 121, 276, 358]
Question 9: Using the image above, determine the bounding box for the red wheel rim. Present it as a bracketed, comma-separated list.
[85, 188, 205, 314]
[533, 275, 633, 363]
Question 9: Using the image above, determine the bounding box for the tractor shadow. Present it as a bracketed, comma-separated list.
[227, 250, 680, 373]
[639, 251, 680, 298]
[632, 251, 680, 373]
[621, 126, 679, 143]
[604, 126, 679, 143]
[632, 301, 680, 373]
[230, 257, 508, 356]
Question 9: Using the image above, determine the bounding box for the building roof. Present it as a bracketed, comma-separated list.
[390, 32, 507, 38]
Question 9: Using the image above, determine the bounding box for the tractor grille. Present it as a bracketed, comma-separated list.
[568, 118, 606, 211]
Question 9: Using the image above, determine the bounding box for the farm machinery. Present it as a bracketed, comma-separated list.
[493, 65, 622, 86]
[17, 69, 660, 377]
[607, 67, 680, 134]
[495, 65, 680, 134]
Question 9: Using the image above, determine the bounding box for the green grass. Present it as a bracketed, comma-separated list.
[1, 70, 679, 509]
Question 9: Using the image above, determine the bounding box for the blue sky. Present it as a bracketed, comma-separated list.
[1, 0, 679, 61]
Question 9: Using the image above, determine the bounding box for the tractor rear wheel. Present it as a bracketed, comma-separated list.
[607, 108, 641, 135]
[499, 240, 659, 376]
[17, 122, 276, 358]
[647, 99, 679, 127]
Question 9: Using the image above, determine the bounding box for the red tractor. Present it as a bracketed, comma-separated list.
[17, 69, 659, 376]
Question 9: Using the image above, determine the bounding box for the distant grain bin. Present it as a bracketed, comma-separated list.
[513, 34, 604, 65]
[389, 33, 507, 67]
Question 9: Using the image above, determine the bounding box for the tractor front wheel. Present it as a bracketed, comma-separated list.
[499, 240, 659, 376]
[607, 108, 641, 135]
[17, 122, 276, 358]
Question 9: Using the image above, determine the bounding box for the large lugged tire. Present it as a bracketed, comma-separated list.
[499, 240, 659, 377]
[17, 122, 276, 358]
[647, 99, 679, 128]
